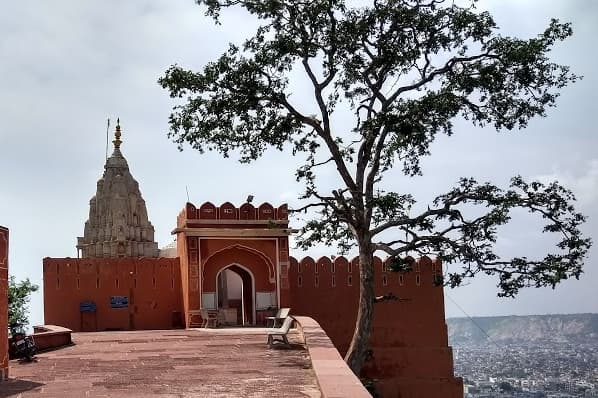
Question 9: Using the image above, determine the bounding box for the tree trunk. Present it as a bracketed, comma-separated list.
[344, 239, 375, 375]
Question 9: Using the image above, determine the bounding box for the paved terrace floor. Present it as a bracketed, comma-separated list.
[2, 329, 321, 397]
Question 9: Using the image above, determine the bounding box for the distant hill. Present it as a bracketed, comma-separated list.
[446, 313, 598, 344]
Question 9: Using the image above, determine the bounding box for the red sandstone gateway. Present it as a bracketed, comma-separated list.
[42, 123, 463, 397]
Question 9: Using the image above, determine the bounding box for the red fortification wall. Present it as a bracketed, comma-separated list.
[43, 257, 183, 332]
[0, 226, 8, 381]
[289, 255, 463, 398]
[43, 196, 462, 397]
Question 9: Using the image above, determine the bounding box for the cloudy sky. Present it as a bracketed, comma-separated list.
[1, 0, 596, 326]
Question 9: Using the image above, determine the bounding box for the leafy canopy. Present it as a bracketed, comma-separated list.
[160, 0, 591, 298]
[8, 276, 39, 329]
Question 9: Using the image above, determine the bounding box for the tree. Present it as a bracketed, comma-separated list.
[8, 276, 39, 330]
[159, 0, 591, 374]
[499, 381, 514, 392]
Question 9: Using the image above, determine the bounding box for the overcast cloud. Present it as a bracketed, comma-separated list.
[0, 0, 596, 326]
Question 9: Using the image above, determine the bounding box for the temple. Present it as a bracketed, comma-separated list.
[76, 120, 159, 258]
[43, 122, 463, 397]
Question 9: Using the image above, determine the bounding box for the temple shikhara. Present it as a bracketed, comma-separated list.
[76, 121, 159, 259]
[43, 121, 463, 397]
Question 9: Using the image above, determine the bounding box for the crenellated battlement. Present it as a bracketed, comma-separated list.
[289, 255, 441, 274]
[287, 254, 453, 360]
[183, 201, 288, 221]
[288, 255, 443, 289]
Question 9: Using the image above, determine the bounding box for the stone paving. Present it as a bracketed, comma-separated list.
[2, 329, 321, 397]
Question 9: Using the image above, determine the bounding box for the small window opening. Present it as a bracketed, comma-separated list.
[416, 274, 421, 286]
[348, 275, 353, 286]
[332, 275, 336, 287]
[399, 274, 404, 286]
[382, 275, 388, 286]
[298, 275, 303, 287]
[315, 275, 319, 287]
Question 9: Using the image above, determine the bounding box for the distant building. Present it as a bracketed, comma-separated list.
[43, 121, 463, 397]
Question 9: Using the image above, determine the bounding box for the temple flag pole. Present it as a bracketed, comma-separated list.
[105, 118, 110, 161]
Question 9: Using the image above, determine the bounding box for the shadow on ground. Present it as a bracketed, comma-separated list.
[269, 342, 306, 351]
[0, 379, 44, 397]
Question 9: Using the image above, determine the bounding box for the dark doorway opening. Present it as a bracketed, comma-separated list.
[217, 265, 254, 325]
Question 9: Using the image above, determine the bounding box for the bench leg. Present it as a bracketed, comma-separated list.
[267, 334, 290, 348]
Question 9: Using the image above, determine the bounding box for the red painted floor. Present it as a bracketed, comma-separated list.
[2, 329, 321, 397]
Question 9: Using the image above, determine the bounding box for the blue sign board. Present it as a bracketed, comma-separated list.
[80, 301, 97, 313]
[110, 296, 129, 308]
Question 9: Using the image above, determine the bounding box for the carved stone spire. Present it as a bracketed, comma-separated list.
[77, 120, 159, 258]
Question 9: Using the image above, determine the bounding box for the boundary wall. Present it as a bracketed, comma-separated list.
[43, 257, 182, 332]
[289, 255, 463, 398]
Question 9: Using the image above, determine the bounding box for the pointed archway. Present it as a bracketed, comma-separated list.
[201, 244, 278, 326]
[216, 264, 255, 325]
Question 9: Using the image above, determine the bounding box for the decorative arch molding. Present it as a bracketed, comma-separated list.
[202, 244, 276, 283]
[219, 201, 238, 219]
[198, 201, 217, 219]
[258, 202, 275, 220]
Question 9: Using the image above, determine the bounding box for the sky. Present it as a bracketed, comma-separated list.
[0, 0, 596, 326]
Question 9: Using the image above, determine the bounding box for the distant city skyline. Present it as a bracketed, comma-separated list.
[0, 0, 596, 326]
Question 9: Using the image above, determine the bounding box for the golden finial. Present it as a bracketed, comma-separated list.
[113, 118, 122, 149]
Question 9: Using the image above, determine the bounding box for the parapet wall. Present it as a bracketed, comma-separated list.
[0, 226, 8, 381]
[289, 255, 462, 398]
[289, 255, 447, 350]
[294, 316, 371, 398]
[43, 257, 183, 332]
[289, 255, 441, 291]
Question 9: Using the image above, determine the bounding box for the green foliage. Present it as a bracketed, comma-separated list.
[160, 0, 591, 372]
[160, 0, 590, 298]
[8, 276, 39, 329]
[499, 381, 514, 392]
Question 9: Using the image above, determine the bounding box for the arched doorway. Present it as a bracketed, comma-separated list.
[216, 264, 255, 326]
